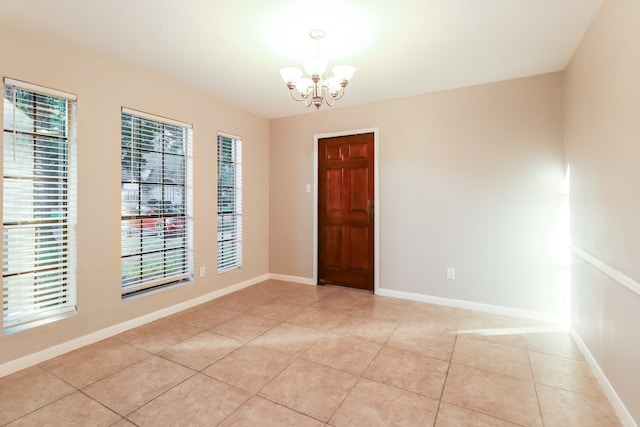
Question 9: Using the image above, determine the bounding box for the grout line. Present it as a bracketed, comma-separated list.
[433, 321, 459, 426]
[526, 342, 546, 427]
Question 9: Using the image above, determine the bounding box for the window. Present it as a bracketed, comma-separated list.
[217, 133, 242, 272]
[120, 108, 192, 296]
[2, 78, 77, 333]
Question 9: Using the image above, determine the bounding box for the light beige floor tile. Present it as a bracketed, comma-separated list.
[0, 366, 76, 425]
[463, 310, 533, 327]
[524, 330, 583, 360]
[302, 333, 381, 375]
[258, 359, 357, 422]
[386, 322, 457, 361]
[330, 378, 439, 427]
[280, 286, 335, 306]
[435, 402, 522, 427]
[170, 305, 240, 330]
[115, 319, 202, 353]
[400, 308, 463, 334]
[3, 281, 620, 427]
[248, 300, 307, 321]
[363, 294, 415, 307]
[310, 291, 372, 314]
[408, 301, 465, 323]
[331, 315, 398, 345]
[452, 336, 531, 380]
[536, 383, 622, 427]
[127, 373, 250, 426]
[351, 299, 413, 321]
[219, 396, 324, 427]
[158, 331, 243, 370]
[458, 315, 527, 348]
[364, 346, 448, 399]
[212, 292, 275, 312]
[225, 287, 276, 303]
[529, 350, 602, 397]
[6, 391, 121, 427]
[329, 286, 374, 297]
[251, 322, 325, 355]
[84, 355, 195, 416]
[111, 419, 137, 427]
[211, 313, 279, 342]
[441, 363, 542, 427]
[250, 280, 306, 297]
[286, 307, 349, 331]
[202, 344, 295, 393]
[39, 338, 149, 388]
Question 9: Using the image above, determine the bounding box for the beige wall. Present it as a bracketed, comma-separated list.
[0, 24, 270, 364]
[270, 73, 566, 316]
[6, 9, 638, 424]
[564, 0, 640, 422]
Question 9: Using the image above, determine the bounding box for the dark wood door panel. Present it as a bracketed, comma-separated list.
[318, 133, 374, 291]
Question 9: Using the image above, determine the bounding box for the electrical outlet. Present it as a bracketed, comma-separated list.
[447, 267, 455, 280]
[199, 267, 205, 277]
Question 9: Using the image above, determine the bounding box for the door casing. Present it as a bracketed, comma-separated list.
[313, 128, 379, 293]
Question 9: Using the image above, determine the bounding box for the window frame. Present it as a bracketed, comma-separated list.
[120, 108, 193, 296]
[217, 133, 242, 273]
[2, 77, 77, 334]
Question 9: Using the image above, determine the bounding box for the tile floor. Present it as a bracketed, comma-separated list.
[0, 280, 623, 426]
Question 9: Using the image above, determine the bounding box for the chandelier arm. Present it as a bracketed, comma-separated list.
[331, 86, 347, 101]
[288, 89, 305, 102]
[324, 91, 336, 107]
[304, 95, 313, 108]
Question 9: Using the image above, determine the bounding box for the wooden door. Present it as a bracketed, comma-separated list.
[318, 133, 374, 291]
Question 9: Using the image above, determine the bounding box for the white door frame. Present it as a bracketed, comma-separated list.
[313, 127, 380, 293]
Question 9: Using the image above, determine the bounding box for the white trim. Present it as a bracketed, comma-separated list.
[0, 274, 268, 377]
[121, 107, 192, 129]
[377, 287, 564, 325]
[571, 245, 640, 296]
[122, 273, 191, 297]
[3, 77, 77, 101]
[218, 130, 243, 141]
[313, 128, 380, 293]
[269, 273, 315, 285]
[570, 328, 638, 427]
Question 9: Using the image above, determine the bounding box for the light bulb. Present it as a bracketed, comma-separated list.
[280, 67, 303, 83]
[332, 65, 355, 82]
[303, 58, 328, 76]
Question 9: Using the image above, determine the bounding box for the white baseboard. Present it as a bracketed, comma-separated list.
[569, 328, 637, 427]
[377, 288, 565, 325]
[0, 274, 268, 378]
[268, 273, 315, 286]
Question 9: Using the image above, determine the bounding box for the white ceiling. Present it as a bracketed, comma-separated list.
[1, 0, 603, 119]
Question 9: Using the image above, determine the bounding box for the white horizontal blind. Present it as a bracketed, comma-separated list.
[217, 134, 242, 272]
[3, 80, 77, 333]
[120, 109, 192, 295]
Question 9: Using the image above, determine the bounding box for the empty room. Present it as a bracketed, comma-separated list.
[0, 0, 638, 426]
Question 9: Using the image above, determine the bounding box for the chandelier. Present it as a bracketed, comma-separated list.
[280, 29, 355, 109]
